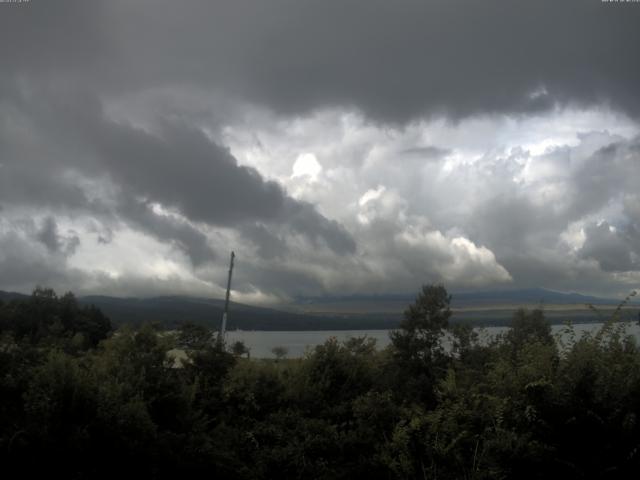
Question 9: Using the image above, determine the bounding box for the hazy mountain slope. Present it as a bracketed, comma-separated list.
[78, 295, 399, 331]
[2, 288, 636, 330]
[0, 291, 29, 302]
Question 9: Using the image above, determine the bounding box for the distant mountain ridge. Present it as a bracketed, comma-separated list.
[452, 288, 633, 307]
[294, 287, 634, 308]
[1, 288, 637, 330]
[2, 290, 396, 330]
[0, 290, 29, 302]
[77, 294, 399, 331]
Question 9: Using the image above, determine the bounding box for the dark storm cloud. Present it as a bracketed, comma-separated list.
[240, 224, 287, 260]
[92, 118, 286, 226]
[2, 1, 638, 122]
[117, 197, 217, 267]
[0, 80, 355, 262]
[283, 200, 356, 255]
[86, 110, 357, 256]
[232, 262, 327, 298]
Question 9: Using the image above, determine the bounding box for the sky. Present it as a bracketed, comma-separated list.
[1, 0, 640, 302]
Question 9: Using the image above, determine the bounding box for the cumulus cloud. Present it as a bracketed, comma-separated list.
[222, 108, 640, 297]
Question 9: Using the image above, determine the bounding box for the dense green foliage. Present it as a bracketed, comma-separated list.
[1, 285, 640, 479]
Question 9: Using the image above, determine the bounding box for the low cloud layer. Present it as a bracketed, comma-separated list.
[2, 1, 639, 122]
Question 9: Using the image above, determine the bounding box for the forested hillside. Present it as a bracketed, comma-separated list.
[1, 286, 639, 479]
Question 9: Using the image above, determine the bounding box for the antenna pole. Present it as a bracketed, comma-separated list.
[219, 251, 235, 345]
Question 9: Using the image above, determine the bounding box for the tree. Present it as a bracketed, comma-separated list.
[230, 340, 250, 358]
[271, 346, 289, 361]
[391, 284, 451, 362]
[177, 321, 214, 350]
[0, 287, 111, 348]
[389, 284, 452, 405]
[506, 308, 553, 350]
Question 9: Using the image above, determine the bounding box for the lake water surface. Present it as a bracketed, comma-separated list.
[224, 322, 640, 358]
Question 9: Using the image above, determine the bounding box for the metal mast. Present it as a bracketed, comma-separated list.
[218, 251, 235, 345]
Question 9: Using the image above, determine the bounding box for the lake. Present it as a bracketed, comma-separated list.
[222, 322, 640, 358]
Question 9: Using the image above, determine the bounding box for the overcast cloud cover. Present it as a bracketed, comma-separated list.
[1, 0, 640, 302]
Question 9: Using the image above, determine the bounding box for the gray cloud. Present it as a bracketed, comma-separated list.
[240, 223, 287, 261]
[580, 222, 640, 273]
[399, 146, 450, 160]
[92, 120, 287, 226]
[0, 224, 85, 293]
[36, 217, 80, 256]
[117, 197, 217, 267]
[37, 217, 64, 254]
[282, 200, 356, 255]
[1, 1, 638, 123]
[0, 80, 355, 268]
[0, 224, 213, 298]
[454, 134, 640, 293]
[0, 1, 639, 299]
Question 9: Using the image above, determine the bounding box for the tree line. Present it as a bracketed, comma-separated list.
[1, 285, 639, 479]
